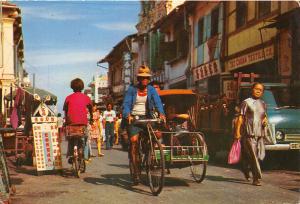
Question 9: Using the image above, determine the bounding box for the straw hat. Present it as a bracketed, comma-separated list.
[137, 65, 152, 77]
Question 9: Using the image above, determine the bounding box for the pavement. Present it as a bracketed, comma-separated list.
[7, 141, 300, 204]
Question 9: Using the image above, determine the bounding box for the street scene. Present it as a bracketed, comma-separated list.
[9, 141, 300, 204]
[0, 0, 299, 203]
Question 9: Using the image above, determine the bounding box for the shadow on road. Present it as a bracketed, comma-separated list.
[84, 173, 191, 196]
[83, 174, 152, 196]
[205, 175, 249, 185]
[108, 164, 129, 169]
[60, 168, 77, 178]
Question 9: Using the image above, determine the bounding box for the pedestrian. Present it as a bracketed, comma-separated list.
[235, 82, 268, 186]
[57, 113, 64, 137]
[90, 105, 104, 157]
[63, 78, 92, 164]
[114, 113, 122, 145]
[97, 109, 105, 154]
[103, 103, 116, 150]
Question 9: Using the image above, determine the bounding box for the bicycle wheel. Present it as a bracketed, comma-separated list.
[73, 145, 80, 178]
[189, 133, 207, 183]
[78, 147, 86, 173]
[146, 139, 165, 196]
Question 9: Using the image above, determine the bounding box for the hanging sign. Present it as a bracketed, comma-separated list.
[193, 59, 221, 81]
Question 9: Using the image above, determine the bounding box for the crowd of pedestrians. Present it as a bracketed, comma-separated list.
[62, 78, 123, 164]
[86, 103, 122, 161]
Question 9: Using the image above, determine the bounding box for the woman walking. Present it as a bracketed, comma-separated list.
[235, 82, 268, 186]
[90, 105, 104, 157]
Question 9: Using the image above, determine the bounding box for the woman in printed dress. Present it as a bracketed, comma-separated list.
[90, 105, 104, 157]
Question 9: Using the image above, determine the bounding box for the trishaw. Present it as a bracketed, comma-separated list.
[158, 89, 208, 183]
[129, 89, 209, 196]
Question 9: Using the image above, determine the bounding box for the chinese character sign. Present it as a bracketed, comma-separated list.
[193, 60, 221, 82]
[32, 117, 62, 171]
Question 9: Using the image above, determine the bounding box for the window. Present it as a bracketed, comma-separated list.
[174, 23, 189, 59]
[211, 7, 219, 37]
[258, 1, 271, 18]
[197, 18, 204, 46]
[236, 1, 247, 29]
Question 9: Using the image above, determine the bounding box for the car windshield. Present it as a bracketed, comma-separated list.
[239, 86, 300, 109]
[271, 87, 300, 108]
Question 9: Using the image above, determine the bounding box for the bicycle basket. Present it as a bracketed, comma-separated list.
[66, 125, 86, 137]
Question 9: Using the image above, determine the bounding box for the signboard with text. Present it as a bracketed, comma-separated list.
[223, 80, 238, 100]
[193, 60, 221, 82]
[31, 103, 62, 172]
[227, 45, 274, 71]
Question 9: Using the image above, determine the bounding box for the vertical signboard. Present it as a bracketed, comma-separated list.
[223, 80, 237, 100]
[31, 103, 62, 172]
[123, 52, 132, 92]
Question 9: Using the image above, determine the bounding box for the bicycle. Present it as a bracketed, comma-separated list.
[66, 125, 86, 178]
[128, 118, 165, 196]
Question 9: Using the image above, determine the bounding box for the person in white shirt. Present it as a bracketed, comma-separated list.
[103, 103, 116, 150]
[57, 113, 64, 137]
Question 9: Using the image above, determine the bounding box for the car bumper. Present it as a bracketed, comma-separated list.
[265, 143, 300, 150]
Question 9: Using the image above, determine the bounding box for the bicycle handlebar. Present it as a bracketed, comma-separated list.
[132, 118, 163, 125]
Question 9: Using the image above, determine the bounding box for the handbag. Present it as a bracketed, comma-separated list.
[228, 139, 241, 164]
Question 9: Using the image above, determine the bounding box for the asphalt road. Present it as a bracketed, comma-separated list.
[9, 142, 300, 204]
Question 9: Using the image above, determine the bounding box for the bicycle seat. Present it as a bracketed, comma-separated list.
[66, 125, 86, 137]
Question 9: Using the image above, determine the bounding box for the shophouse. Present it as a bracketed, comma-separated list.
[1, 2, 25, 115]
[135, 1, 186, 85]
[98, 34, 138, 107]
[222, 1, 299, 100]
[190, 1, 224, 94]
[151, 3, 190, 89]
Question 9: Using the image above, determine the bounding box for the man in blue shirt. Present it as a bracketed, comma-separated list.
[122, 65, 165, 185]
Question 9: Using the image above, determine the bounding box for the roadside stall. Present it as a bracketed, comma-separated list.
[2, 87, 60, 173]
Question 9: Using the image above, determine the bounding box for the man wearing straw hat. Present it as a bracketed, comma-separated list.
[122, 65, 165, 185]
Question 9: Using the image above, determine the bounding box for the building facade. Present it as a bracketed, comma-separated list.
[1, 2, 25, 115]
[190, 1, 224, 94]
[101, 1, 299, 106]
[99, 34, 138, 107]
[222, 1, 299, 100]
[88, 74, 109, 109]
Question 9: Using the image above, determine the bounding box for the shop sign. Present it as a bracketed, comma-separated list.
[31, 122, 62, 171]
[279, 30, 292, 76]
[228, 46, 274, 71]
[32, 123, 62, 171]
[31, 103, 62, 172]
[193, 60, 221, 82]
[123, 52, 132, 92]
[223, 80, 237, 100]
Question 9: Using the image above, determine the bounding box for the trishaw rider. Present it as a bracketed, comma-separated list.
[63, 78, 92, 163]
[122, 65, 165, 185]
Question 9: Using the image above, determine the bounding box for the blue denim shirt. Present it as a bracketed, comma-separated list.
[122, 85, 165, 118]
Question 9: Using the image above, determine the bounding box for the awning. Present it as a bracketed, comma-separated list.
[4, 87, 57, 105]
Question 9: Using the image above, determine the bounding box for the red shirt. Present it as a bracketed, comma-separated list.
[64, 92, 91, 125]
